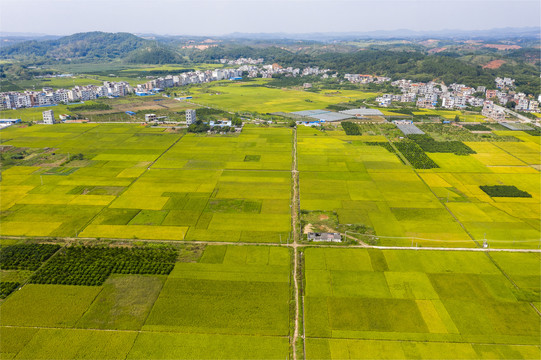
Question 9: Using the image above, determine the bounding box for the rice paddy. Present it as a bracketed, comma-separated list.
[303, 248, 541, 359]
[0, 245, 291, 359]
[189, 79, 378, 113]
[0, 124, 293, 243]
[297, 126, 540, 248]
[1, 117, 540, 359]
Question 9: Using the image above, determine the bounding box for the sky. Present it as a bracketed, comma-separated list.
[1, 0, 540, 36]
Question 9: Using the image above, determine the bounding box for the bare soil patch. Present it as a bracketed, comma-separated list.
[483, 60, 506, 69]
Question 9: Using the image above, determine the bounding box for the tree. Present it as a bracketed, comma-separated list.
[506, 101, 516, 109]
[454, 115, 460, 122]
[187, 120, 210, 133]
[288, 120, 297, 128]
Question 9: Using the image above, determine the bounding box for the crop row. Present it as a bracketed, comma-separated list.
[394, 141, 439, 169]
[29, 246, 177, 286]
[0, 282, 20, 299]
[0, 244, 61, 271]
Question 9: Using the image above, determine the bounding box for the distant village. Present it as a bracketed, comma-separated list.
[350, 75, 539, 121]
[1, 58, 539, 124]
[0, 60, 332, 112]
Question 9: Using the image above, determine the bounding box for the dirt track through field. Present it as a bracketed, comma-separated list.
[291, 126, 302, 360]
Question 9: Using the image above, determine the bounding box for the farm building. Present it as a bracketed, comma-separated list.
[393, 120, 425, 135]
[0, 119, 21, 124]
[209, 120, 232, 128]
[498, 122, 533, 131]
[307, 232, 342, 242]
[0, 118, 21, 129]
[339, 108, 383, 117]
[145, 114, 157, 122]
[290, 109, 352, 122]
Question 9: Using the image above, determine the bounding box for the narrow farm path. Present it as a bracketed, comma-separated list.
[291, 126, 302, 360]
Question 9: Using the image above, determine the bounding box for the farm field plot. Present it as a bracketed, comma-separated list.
[419, 166, 540, 247]
[153, 126, 293, 170]
[1, 124, 291, 242]
[143, 245, 291, 336]
[303, 247, 541, 359]
[190, 79, 378, 113]
[297, 127, 473, 246]
[298, 126, 540, 247]
[0, 244, 292, 359]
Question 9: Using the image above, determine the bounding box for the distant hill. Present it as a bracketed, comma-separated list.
[125, 45, 184, 64]
[0, 31, 182, 63]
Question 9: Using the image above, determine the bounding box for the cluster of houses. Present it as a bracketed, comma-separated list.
[1, 59, 337, 111]
[1, 81, 131, 110]
[4, 59, 539, 123]
[135, 68, 243, 95]
[363, 76, 539, 120]
[344, 74, 391, 84]
[238, 63, 334, 79]
[219, 57, 264, 65]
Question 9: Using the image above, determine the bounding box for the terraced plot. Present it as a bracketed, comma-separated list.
[303, 247, 541, 359]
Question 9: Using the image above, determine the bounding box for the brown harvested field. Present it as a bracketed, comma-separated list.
[482, 60, 506, 69]
[484, 44, 521, 50]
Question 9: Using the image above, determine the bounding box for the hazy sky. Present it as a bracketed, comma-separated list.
[1, 0, 540, 36]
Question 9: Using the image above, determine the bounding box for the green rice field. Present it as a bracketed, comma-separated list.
[303, 247, 541, 359]
[189, 79, 378, 113]
[297, 126, 540, 248]
[1, 119, 540, 359]
[0, 245, 291, 359]
[0, 124, 292, 243]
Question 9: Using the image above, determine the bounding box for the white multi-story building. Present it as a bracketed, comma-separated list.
[442, 97, 454, 109]
[145, 113, 157, 122]
[67, 90, 79, 102]
[516, 98, 530, 111]
[481, 101, 505, 121]
[186, 109, 196, 125]
[43, 109, 55, 124]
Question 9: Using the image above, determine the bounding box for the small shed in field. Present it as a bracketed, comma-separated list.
[307, 232, 342, 242]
